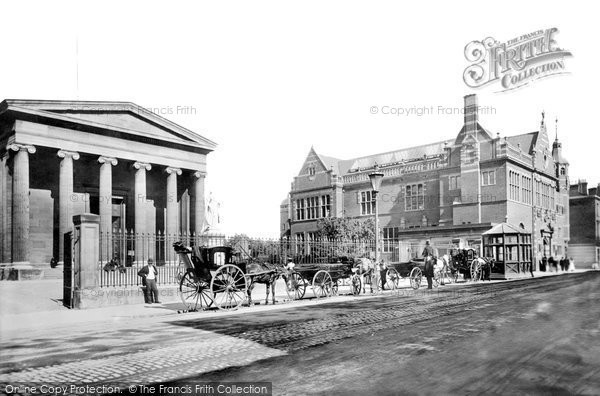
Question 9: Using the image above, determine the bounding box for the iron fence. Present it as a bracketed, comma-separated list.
[98, 232, 380, 287]
[98, 231, 227, 287]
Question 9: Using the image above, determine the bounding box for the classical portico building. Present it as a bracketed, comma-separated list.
[0, 100, 215, 276]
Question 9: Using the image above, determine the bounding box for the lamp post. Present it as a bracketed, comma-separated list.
[369, 164, 384, 264]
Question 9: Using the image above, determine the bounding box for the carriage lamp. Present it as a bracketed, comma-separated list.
[368, 164, 384, 264]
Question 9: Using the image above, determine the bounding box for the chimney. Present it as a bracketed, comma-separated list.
[464, 94, 478, 136]
[578, 179, 588, 195]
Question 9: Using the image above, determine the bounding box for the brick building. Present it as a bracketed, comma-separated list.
[0, 100, 215, 278]
[281, 94, 570, 271]
[569, 180, 600, 267]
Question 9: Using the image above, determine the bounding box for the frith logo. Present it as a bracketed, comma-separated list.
[463, 28, 572, 92]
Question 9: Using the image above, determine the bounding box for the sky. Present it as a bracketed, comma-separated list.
[1, 1, 598, 237]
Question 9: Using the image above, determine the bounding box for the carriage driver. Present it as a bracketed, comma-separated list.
[422, 240, 435, 261]
[422, 240, 435, 289]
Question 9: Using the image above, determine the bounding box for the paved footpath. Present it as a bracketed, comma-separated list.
[0, 270, 597, 394]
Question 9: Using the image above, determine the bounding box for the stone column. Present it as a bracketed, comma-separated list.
[98, 156, 117, 261]
[193, 171, 206, 236]
[165, 167, 182, 236]
[133, 162, 151, 263]
[57, 150, 80, 264]
[0, 153, 9, 264]
[8, 144, 36, 264]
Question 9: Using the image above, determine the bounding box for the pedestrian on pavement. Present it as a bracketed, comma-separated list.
[568, 256, 576, 272]
[548, 256, 557, 273]
[540, 256, 547, 272]
[138, 258, 161, 304]
[379, 260, 388, 291]
[529, 260, 534, 278]
[422, 241, 435, 289]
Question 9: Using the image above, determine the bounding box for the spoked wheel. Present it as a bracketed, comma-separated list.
[312, 270, 333, 299]
[350, 273, 362, 296]
[385, 268, 400, 291]
[179, 269, 213, 311]
[285, 272, 306, 300]
[211, 264, 247, 310]
[409, 267, 422, 290]
[471, 259, 482, 282]
[433, 270, 441, 288]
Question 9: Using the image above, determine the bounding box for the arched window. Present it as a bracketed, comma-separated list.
[560, 167, 566, 176]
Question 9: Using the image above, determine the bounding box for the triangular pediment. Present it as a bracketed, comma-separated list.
[54, 111, 194, 143]
[0, 100, 216, 150]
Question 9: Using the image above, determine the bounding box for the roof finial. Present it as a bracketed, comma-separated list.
[555, 117, 558, 141]
[541, 110, 545, 126]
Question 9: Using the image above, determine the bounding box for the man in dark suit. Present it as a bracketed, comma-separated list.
[138, 258, 161, 304]
[422, 241, 435, 289]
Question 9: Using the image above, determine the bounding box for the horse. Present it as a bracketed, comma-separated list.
[471, 257, 495, 281]
[353, 257, 379, 293]
[245, 262, 287, 306]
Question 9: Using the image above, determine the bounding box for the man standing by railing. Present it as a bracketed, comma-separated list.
[138, 258, 161, 304]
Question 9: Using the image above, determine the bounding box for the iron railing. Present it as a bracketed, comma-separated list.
[96, 232, 482, 287]
[98, 232, 380, 287]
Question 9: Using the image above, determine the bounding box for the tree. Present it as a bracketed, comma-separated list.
[316, 217, 375, 241]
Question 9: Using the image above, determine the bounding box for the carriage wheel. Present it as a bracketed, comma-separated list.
[312, 270, 333, 299]
[385, 268, 400, 291]
[471, 259, 482, 282]
[350, 274, 362, 296]
[211, 264, 247, 311]
[179, 269, 213, 311]
[409, 267, 422, 290]
[285, 272, 306, 300]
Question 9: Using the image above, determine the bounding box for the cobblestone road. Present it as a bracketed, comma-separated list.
[1, 272, 598, 395]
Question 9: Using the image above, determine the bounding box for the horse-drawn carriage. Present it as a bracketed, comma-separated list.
[284, 257, 401, 300]
[405, 248, 495, 290]
[174, 242, 249, 311]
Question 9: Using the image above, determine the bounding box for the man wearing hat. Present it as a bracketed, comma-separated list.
[422, 241, 435, 289]
[138, 258, 161, 304]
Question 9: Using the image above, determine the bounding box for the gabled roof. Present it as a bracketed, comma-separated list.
[335, 140, 447, 175]
[454, 122, 494, 145]
[0, 99, 216, 151]
[317, 153, 341, 175]
[483, 222, 528, 235]
[507, 131, 538, 154]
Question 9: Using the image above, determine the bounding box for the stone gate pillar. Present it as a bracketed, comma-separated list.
[72, 214, 100, 309]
